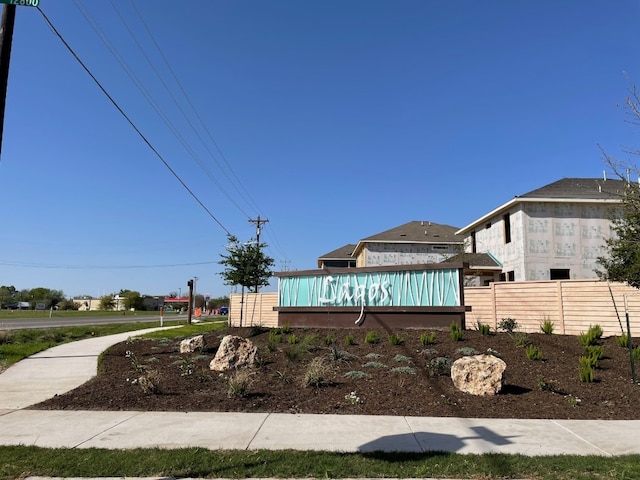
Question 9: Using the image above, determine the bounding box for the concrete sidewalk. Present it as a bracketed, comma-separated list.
[1, 327, 640, 456]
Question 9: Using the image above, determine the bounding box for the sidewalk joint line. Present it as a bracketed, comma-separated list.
[550, 420, 612, 457]
[72, 411, 145, 449]
[403, 415, 425, 453]
[245, 413, 271, 450]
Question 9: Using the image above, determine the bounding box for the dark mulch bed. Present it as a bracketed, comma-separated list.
[31, 326, 640, 419]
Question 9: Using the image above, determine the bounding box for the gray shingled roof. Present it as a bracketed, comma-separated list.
[518, 178, 626, 200]
[318, 244, 356, 260]
[457, 177, 625, 235]
[442, 252, 502, 268]
[360, 220, 462, 243]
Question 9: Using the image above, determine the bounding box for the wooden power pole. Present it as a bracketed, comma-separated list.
[0, 4, 16, 160]
[249, 215, 269, 293]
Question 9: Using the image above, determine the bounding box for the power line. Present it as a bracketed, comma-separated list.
[37, 6, 232, 236]
[127, 0, 263, 217]
[0, 259, 219, 269]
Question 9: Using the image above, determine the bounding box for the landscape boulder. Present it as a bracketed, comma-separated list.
[451, 354, 506, 396]
[180, 335, 204, 353]
[209, 335, 257, 371]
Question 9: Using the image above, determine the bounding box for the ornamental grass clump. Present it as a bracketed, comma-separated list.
[579, 361, 595, 383]
[579, 324, 603, 347]
[419, 332, 437, 345]
[364, 331, 380, 344]
[540, 319, 555, 335]
[616, 334, 630, 348]
[476, 321, 491, 336]
[344, 334, 356, 346]
[449, 322, 463, 341]
[525, 345, 543, 361]
[303, 356, 331, 388]
[388, 333, 404, 345]
[225, 369, 254, 398]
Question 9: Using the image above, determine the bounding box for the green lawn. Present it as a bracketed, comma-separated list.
[0, 446, 638, 480]
[0, 309, 164, 320]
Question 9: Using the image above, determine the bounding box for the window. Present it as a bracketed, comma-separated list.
[471, 231, 477, 253]
[503, 213, 511, 244]
[550, 269, 570, 280]
[432, 245, 449, 251]
[499, 271, 515, 282]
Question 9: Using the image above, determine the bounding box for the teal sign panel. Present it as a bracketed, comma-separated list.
[279, 268, 461, 307]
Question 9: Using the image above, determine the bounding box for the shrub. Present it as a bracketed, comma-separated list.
[525, 345, 543, 361]
[344, 334, 356, 346]
[455, 347, 479, 356]
[364, 331, 380, 344]
[449, 322, 463, 341]
[388, 334, 404, 345]
[498, 317, 519, 333]
[303, 357, 331, 388]
[537, 379, 559, 393]
[420, 348, 438, 357]
[426, 357, 452, 377]
[540, 319, 555, 335]
[226, 369, 254, 398]
[419, 332, 437, 345]
[363, 361, 387, 368]
[476, 321, 491, 336]
[344, 371, 370, 379]
[393, 354, 412, 363]
[390, 366, 416, 375]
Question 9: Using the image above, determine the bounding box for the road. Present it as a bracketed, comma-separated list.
[0, 314, 190, 330]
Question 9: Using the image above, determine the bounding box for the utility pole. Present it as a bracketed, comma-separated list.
[186, 279, 194, 324]
[0, 5, 16, 160]
[249, 215, 269, 293]
[193, 276, 198, 311]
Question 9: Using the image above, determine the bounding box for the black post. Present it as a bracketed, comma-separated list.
[0, 5, 16, 160]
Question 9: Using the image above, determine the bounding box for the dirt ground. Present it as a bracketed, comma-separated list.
[32, 326, 640, 419]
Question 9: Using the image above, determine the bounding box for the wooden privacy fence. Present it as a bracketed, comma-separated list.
[465, 280, 640, 336]
[229, 292, 278, 328]
[230, 280, 640, 336]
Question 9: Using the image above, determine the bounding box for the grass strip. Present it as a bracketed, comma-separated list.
[0, 446, 639, 480]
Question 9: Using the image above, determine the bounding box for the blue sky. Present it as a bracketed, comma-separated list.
[0, 1, 639, 300]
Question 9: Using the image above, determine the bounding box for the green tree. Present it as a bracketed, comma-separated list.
[218, 234, 275, 326]
[100, 295, 116, 311]
[0, 285, 17, 307]
[119, 290, 144, 310]
[27, 287, 65, 308]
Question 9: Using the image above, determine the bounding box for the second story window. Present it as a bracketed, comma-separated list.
[503, 213, 511, 244]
